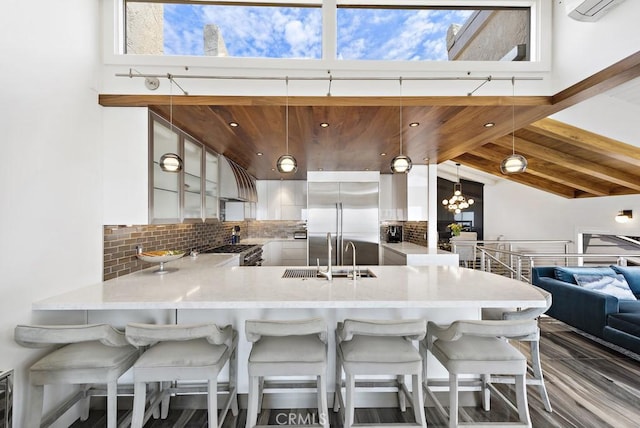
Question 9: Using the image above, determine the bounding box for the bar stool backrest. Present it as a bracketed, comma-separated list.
[14, 324, 130, 348]
[245, 318, 327, 343]
[337, 319, 426, 343]
[125, 323, 234, 347]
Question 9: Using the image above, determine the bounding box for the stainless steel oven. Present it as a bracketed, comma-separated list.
[202, 244, 263, 266]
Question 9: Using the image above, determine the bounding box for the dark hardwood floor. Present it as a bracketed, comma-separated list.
[72, 318, 640, 427]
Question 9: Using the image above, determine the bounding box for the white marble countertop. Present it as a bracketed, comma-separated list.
[33, 254, 545, 311]
[380, 241, 453, 256]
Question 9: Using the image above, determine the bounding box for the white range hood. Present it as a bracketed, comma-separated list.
[219, 156, 257, 202]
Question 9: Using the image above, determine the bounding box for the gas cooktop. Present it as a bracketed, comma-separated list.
[203, 244, 259, 254]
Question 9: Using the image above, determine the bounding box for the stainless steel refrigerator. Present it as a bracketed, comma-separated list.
[307, 181, 379, 266]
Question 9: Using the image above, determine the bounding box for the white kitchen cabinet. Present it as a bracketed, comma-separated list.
[147, 112, 220, 224]
[260, 240, 306, 266]
[407, 165, 429, 221]
[257, 180, 307, 220]
[261, 241, 282, 266]
[379, 166, 428, 221]
[281, 240, 307, 266]
[379, 174, 408, 221]
[103, 107, 149, 225]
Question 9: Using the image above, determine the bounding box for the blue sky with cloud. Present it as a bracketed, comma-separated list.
[163, 4, 473, 61]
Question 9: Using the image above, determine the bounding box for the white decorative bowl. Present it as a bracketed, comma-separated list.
[137, 250, 185, 274]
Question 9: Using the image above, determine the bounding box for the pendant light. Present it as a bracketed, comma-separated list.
[276, 77, 298, 174]
[500, 77, 527, 174]
[159, 75, 183, 173]
[391, 77, 412, 174]
[442, 163, 474, 214]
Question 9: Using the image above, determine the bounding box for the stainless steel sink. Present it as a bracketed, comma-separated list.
[282, 268, 376, 279]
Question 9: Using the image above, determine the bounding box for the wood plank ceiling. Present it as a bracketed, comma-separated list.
[99, 51, 640, 199]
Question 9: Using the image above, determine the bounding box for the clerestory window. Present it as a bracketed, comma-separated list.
[123, 1, 534, 62]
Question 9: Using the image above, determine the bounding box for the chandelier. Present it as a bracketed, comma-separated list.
[442, 163, 474, 214]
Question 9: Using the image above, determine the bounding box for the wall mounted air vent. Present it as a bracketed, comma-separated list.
[566, 0, 625, 22]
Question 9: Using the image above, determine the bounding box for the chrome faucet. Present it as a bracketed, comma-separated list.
[317, 232, 333, 280]
[344, 241, 358, 279]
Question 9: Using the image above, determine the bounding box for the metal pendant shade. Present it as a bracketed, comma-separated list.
[159, 153, 183, 172]
[277, 77, 297, 174]
[500, 77, 527, 175]
[391, 77, 412, 174]
[159, 76, 183, 173]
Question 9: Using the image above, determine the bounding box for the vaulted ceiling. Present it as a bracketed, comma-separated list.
[99, 51, 640, 198]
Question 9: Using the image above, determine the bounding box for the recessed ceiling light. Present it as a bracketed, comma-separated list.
[320, 122, 329, 128]
[409, 122, 420, 127]
[318, 168, 324, 171]
[256, 152, 263, 156]
[229, 122, 239, 127]
[484, 122, 495, 128]
[380, 153, 387, 156]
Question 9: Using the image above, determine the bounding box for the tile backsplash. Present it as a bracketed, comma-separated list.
[103, 220, 306, 280]
[104, 219, 425, 280]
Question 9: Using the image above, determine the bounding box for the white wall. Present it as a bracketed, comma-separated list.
[0, 1, 103, 426]
[484, 180, 640, 251]
[551, 0, 640, 92]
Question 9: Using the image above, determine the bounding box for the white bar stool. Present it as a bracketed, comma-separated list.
[481, 289, 553, 412]
[422, 319, 539, 428]
[14, 324, 138, 428]
[125, 322, 238, 428]
[333, 318, 427, 428]
[245, 318, 329, 428]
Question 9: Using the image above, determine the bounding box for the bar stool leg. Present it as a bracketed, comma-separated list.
[397, 375, 407, 412]
[257, 376, 265, 412]
[515, 374, 530, 425]
[159, 381, 170, 419]
[246, 375, 260, 428]
[208, 378, 219, 428]
[449, 373, 459, 428]
[412, 373, 427, 428]
[106, 380, 119, 428]
[345, 373, 356, 428]
[317, 374, 330, 428]
[230, 345, 239, 416]
[333, 353, 343, 412]
[131, 382, 147, 428]
[481, 373, 491, 411]
[25, 383, 44, 428]
[79, 384, 91, 421]
[530, 340, 552, 412]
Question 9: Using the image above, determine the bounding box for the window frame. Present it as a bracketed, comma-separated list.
[103, 0, 551, 74]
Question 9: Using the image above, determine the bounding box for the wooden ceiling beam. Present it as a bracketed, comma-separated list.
[491, 135, 640, 191]
[453, 154, 578, 198]
[551, 51, 640, 110]
[472, 144, 610, 196]
[527, 118, 640, 163]
[98, 94, 551, 108]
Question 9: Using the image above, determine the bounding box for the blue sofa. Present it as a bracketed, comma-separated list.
[531, 265, 640, 355]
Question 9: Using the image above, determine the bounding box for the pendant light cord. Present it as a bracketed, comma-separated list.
[399, 77, 403, 155]
[285, 76, 289, 155]
[168, 73, 174, 133]
[511, 76, 515, 155]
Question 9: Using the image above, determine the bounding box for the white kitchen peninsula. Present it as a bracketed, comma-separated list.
[32, 254, 545, 405]
[380, 241, 459, 266]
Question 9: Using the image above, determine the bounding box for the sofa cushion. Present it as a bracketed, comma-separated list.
[607, 313, 640, 337]
[574, 273, 637, 300]
[618, 300, 640, 313]
[610, 265, 640, 295]
[554, 266, 616, 284]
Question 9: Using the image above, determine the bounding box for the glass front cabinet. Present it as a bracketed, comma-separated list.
[150, 112, 219, 224]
